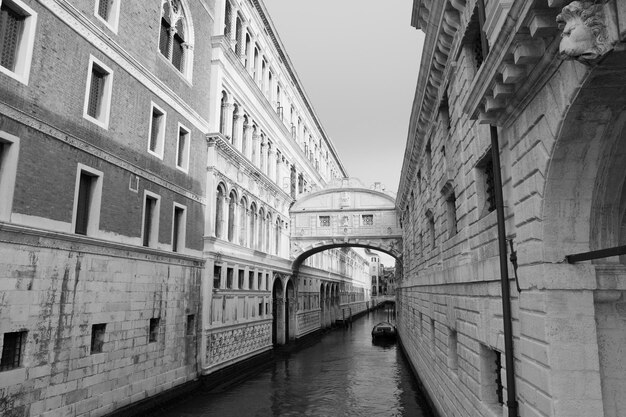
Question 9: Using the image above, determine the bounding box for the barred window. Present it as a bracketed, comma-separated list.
[362, 214, 374, 226]
[83, 56, 113, 128]
[319, 216, 330, 227]
[87, 65, 105, 119]
[159, 0, 191, 75]
[0, 331, 26, 371]
[0, 3, 24, 72]
[90, 324, 106, 354]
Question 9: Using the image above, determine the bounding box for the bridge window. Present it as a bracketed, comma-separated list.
[361, 214, 373, 226]
[319, 216, 330, 227]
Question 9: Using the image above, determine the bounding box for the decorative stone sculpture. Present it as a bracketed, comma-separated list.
[557, 1, 613, 63]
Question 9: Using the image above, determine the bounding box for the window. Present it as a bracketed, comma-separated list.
[426, 210, 436, 249]
[0, 331, 26, 371]
[362, 214, 373, 226]
[448, 329, 458, 371]
[176, 124, 190, 172]
[226, 267, 233, 289]
[319, 216, 330, 227]
[148, 318, 159, 343]
[0, 0, 36, 84]
[186, 314, 195, 336]
[159, 0, 191, 76]
[213, 265, 222, 289]
[172, 204, 186, 252]
[258, 302, 263, 317]
[148, 103, 166, 158]
[90, 324, 106, 354]
[0, 131, 19, 221]
[480, 345, 504, 407]
[142, 192, 160, 248]
[83, 56, 113, 128]
[249, 271, 254, 290]
[477, 150, 496, 217]
[94, 0, 120, 32]
[238, 269, 244, 289]
[72, 165, 103, 236]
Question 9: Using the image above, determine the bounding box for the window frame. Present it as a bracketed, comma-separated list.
[82, 55, 114, 129]
[0, 130, 19, 221]
[0, 330, 27, 371]
[147, 101, 167, 159]
[71, 164, 103, 237]
[93, 0, 121, 33]
[175, 122, 190, 172]
[0, 0, 37, 85]
[141, 190, 161, 248]
[171, 202, 186, 252]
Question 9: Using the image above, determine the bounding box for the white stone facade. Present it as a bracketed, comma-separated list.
[398, 1, 626, 417]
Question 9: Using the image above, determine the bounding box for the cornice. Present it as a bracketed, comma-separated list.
[41, 0, 210, 132]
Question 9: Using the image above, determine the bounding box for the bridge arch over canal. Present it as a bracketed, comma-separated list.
[289, 179, 403, 270]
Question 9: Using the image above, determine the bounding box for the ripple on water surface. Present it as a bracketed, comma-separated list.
[159, 309, 433, 417]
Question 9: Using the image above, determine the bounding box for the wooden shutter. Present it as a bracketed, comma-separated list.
[0, 4, 25, 71]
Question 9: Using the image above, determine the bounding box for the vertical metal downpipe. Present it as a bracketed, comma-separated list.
[490, 125, 519, 417]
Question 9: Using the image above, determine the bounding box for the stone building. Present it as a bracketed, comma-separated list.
[397, 1, 626, 417]
[0, 0, 369, 416]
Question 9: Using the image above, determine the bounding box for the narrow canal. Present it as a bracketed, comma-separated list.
[157, 307, 433, 417]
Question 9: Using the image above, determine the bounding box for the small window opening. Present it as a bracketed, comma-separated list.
[90, 324, 106, 354]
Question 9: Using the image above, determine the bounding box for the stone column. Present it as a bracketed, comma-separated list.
[221, 102, 233, 140]
[274, 151, 281, 185]
[251, 131, 260, 167]
[238, 23, 248, 65]
[216, 195, 228, 239]
[260, 136, 267, 172]
[227, 2, 237, 48]
[267, 143, 276, 180]
[246, 35, 255, 74]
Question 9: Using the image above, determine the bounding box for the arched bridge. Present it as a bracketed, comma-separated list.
[290, 179, 402, 269]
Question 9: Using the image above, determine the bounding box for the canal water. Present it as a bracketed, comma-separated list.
[158, 307, 433, 417]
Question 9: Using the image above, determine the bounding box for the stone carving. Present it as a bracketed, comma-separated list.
[557, 1, 613, 63]
[207, 323, 272, 366]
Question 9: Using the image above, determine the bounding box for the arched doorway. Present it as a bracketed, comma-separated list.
[272, 276, 284, 345]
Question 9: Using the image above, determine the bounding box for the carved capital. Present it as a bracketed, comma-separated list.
[557, 1, 615, 64]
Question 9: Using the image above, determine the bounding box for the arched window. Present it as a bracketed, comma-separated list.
[227, 190, 237, 242]
[249, 202, 257, 249]
[215, 184, 226, 239]
[258, 208, 265, 251]
[159, 0, 192, 76]
[219, 91, 228, 134]
[239, 196, 248, 247]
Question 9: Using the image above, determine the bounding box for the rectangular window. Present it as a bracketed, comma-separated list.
[0, 331, 26, 371]
[257, 272, 262, 291]
[213, 265, 222, 289]
[0, 0, 36, 85]
[0, 131, 19, 221]
[319, 216, 330, 227]
[226, 267, 233, 289]
[176, 124, 190, 172]
[361, 214, 373, 226]
[73, 165, 103, 236]
[83, 56, 113, 128]
[258, 302, 263, 317]
[172, 204, 186, 252]
[186, 314, 195, 336]
[90, 323, 106, 354]
[94, 0, 120, 32]
[148, 103, 166, 158]
[477, 150, 496, 217]
[148, 318, 159, 343]
[142, 192, 160, 248]
[249, 271, 254, 290]
[480, 345, 504, 407]
[446, 192, 458, 237]
[238, 269, 245, 289]
[448, 329, 458, 372]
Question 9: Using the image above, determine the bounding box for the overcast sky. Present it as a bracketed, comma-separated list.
[264, 0, 424, 195]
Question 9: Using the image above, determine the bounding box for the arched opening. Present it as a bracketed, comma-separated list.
[272, 276, 284, 346]
[215, 183, 226, 239]
[219, 91, 228, 135]
[239, 196, 248, 246]
[249, 202, 257, 249]
[231, 103, 240, 146]
[227, 190, 237, 242]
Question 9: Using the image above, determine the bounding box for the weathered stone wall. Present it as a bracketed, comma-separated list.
[0, 227, 202, 417]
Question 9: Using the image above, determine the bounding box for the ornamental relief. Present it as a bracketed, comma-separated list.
[557, 1, 618, 64]
[206, 323, 272, 366]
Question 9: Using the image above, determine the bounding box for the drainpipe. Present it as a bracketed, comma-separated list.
[490, 125, 519, 417]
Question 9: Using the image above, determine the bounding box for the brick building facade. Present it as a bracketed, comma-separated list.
[397, 1, 626, 416]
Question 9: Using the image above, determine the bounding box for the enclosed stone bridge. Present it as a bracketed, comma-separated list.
[290, 179, 402, 270]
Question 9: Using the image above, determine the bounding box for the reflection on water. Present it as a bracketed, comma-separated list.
[158, 308, 433, 417]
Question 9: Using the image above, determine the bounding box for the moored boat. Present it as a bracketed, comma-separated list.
[371, 322, 396, 341]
